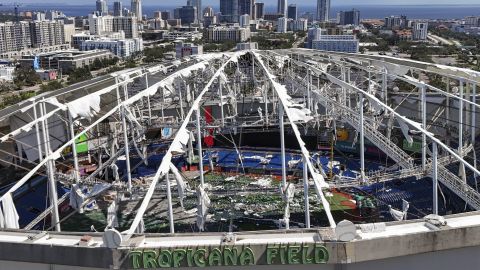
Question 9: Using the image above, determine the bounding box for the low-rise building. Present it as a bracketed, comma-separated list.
[163, 31, 202, 41]
[236, 42, 258, 51]
[36, 69, 57, 81]
[72, 31, 126, 49]
[175, 41, 203, 58]
[0, 65, 15, 81]
[394, 29, 413, 41]
[311, 35, 359, 53]
[80, 38, 143, 58]
[19, 49, 114, 72]
[307, 28, 359, 53]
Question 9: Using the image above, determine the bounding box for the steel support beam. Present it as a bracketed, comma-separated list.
[196, 109, 205, 188]
[40, 100, 60, 232]
[303, 155, 310, 228]
[279, 104, 289, 229]
[165, 172, 175, 233]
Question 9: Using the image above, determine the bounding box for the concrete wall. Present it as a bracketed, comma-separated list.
[1, 246, 479, 270]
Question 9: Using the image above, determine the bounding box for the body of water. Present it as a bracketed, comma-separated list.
[0, 4, 479, 20]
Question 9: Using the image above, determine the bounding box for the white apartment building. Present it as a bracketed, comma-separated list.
[206, 26, 251, 42]
[240, 14, 250, 28]
[89, 14, 139, 38]
[80, 37, 143, 58]
[288, 18, 308, 31]
[163, 31, 203, 41]
[307, 28, 359, 53]
[465, 16, 480, 26]
[64, 23, 76, 44]
[412, 22, 428, 41]
[72, 31, 126, 48]
[311, 35, 359, 53]
[0, 21, 31, 53]
[29, 20, 66, 48]
[147, 18, 166, 30]
[277, 17, 288, 33]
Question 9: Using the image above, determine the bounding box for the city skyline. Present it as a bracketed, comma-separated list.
[9, 0, 480, 6]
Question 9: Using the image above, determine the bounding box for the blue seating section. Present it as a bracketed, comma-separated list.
[0, 176, 69, 228]
[359, 175, 470, 220]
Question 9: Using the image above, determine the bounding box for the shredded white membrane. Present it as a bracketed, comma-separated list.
[253, 51, 336, 228]
[124, 52, 243, 235]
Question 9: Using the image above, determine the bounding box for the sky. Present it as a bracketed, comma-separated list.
[12, 0, 480, 6]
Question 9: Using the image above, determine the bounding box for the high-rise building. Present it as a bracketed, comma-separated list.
[412, 22, 428, 40]
[187, 0, 202, 22]
[203, 15, 217, 28]
[174, 6, 198, 25]
[203, 7, 214, 17]
[220, 0, 239, 23]
[306, 27, 322, 48]
[239, 14, 250, 27]
[33, 12, 46, 21]
[277, 0, 287, 17]
[338, 9, 360, 26]
[255, 2, 264, 19]
[30, 20, 66, 48]
[96, 0, 108, 15]
[46, 10, 65, 21]
[88, 14, 138, 38]
[384, 15, 408, 29]
[264, 13, 283, 21]
[239, 0, 254, 18]
[113, 2, 123, 17]
[0, 22, 32, 53]
[465, 16, 480, 26]
[316, 0, 330, 22]
[288, 18, 308, 31]
[147, 18, 165, 30]
[131, 0, 142, 20]
[160, 11, 170, 20]
[63, 23, 76, 44]
[277, 17, 288, 33]
[287, 4, 297, 20]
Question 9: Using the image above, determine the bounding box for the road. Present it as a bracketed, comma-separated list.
[428, 34, 461, 47]
[293, 36, 306, 48]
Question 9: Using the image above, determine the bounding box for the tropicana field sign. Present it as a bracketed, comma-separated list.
[129, 243, 329, 268]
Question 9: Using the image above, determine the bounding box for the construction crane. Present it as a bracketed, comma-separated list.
[0, 2, 23, 22]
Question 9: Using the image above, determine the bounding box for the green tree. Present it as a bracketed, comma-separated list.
[124, 58, 137, 68]
[0, 82, 15, 93]
[67, 67, 93, 85]
[39, 80, 64, 93]
[13, 67, 41, 88]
